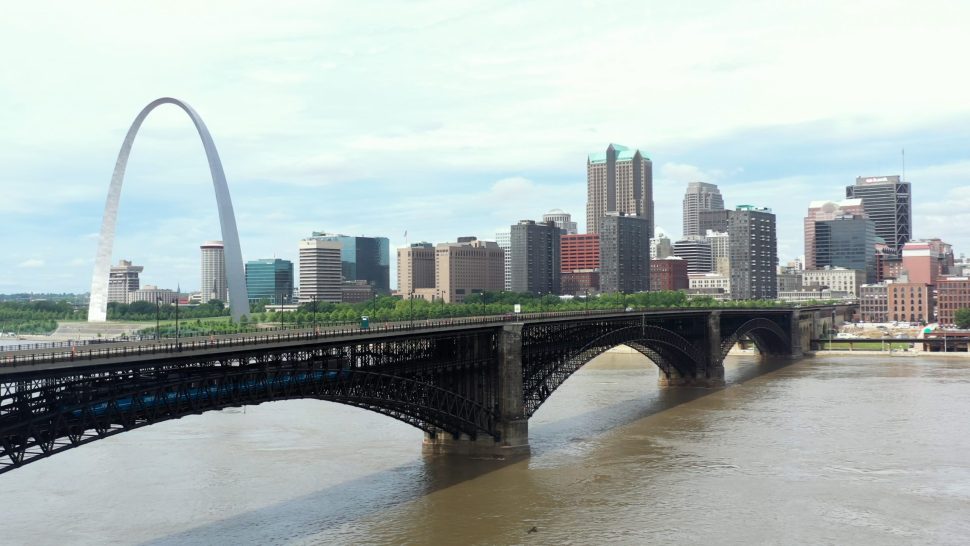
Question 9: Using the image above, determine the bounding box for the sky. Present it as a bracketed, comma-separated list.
[3, 0, 970, 293]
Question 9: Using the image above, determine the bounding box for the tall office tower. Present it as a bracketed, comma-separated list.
[309, 232, 391, 294]
[845, 175, 912, 253]
[108, 259, 143, 303]
[650, 232, 673, 260]
[542, 209, 578, 235]
[434, 238, 505, 303]
[814, 214, 877, 282]
[803, 199, 865, 269]
[599, 213, 651, 293]
[699, 209, 730, 234]
[510, 220, 561, 295]
[397, 242, 436, 296]
[495, 230, 512, 291]
[728, 206, 778, 300]
[682, 182, 724, 237]
[561, 234, 600, 272]
[200, 241, 228, 303]
[586, 144, 653, 237]
[706, 230, 731, 276]
[245, 258, 294, 304]
[672, 238, 713, 274]
[298, 238, 342, 303]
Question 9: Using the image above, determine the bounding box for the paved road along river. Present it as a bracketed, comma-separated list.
[3, 351, 970, 544]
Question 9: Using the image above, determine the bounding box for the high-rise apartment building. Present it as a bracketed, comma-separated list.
[599, 213, 650, 293]
[108, 259, 143, 304]
[682, 182, 724, 237]
[672, 238, 713, 274]
[706, 230, 731, 276]
[309, 232, 390, 294]
[542, 209, 578, 235]
[510, 220, 561, 295]
[200, 241, 228, 303]
[804, 199, 866, 270]
[298, 238, 342, 303]
[586, 144, 653, 238]
[845, 175, 912, 252]
[245, 258, 294, 304]
[434, 238, 505, 303]
[397, 243, 436, 297]
[813, 214, 877, 282]
[496, 230, 511, 292]
[728, 206, 778, 300]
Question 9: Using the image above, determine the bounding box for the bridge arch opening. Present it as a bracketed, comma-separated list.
[87, 97, 249, 323]
[523, 325, 703, 417]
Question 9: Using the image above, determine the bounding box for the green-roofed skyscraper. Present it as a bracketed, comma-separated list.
[586, 143, 653, 238]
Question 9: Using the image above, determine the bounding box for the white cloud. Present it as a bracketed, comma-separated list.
[17, 259, 44, 269]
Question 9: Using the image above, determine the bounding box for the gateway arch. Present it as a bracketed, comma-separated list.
[88, 97, 250, 322]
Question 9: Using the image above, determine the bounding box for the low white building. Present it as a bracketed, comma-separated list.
[802, 267, 866, 296]
[688, 272, 730, 292]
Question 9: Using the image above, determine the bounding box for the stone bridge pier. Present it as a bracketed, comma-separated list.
[423, 324, 530, 458]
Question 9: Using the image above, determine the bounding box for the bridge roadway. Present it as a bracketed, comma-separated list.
[0, 305, 853, 473]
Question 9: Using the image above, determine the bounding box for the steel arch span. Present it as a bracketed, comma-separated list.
[87, 97, 249, 322]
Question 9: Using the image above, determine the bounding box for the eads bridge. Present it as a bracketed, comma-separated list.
[0, 305, 852, 473]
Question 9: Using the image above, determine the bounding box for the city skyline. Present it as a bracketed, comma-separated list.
[5, 2, 970, 293]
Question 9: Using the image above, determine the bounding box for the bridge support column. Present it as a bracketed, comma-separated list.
[789, 310, 804, 359]
[658, 311, 724, 388]
[423, 324, 530, 458]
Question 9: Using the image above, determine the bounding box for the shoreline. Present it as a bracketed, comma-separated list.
[807, 349, 970, 358]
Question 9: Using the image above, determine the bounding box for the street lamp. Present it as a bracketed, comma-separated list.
[175, 284, 180, 348]
[584, 288, 589, 315]
[481, 291, 487, 317]
[155, 295, 161, 341]
[313, 296, 318, 335]
[409, 291, 414, 328]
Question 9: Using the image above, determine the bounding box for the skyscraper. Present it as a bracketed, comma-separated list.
[108, 259, 143, 304]
[813, 214, 877, 282]
[510, 220, 561, 295]
[682, 182, 724, 237]
[599, 213, 651, 293]
[803, 199, 866, 270]
[845, 175, 912, 253]
[298, 238, 342, 303]
[245, 258, 294, 304]
[673, 238, 713, 274]
[650, 232, 673, 260]
[542, 209, 578, 235]
[495, 230, 511, 292]
[309, 232, 390, 294]
[727, 206, 777, 300]
[586, 144, 653, 237]
[397, 243, 436, 297]
[200, 241, 227, 303]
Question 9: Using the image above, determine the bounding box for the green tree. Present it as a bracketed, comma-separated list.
[954, 308, 970, 329]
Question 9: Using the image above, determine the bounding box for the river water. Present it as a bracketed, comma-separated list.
[3, 351, 970, 545]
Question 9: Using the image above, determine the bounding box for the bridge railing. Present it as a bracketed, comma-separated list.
[0, 304, 841, 368]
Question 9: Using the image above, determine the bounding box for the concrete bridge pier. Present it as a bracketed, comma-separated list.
[789, 310, 804, 359]
[423, 324, 530, 458]
[657, 311, 725, 388]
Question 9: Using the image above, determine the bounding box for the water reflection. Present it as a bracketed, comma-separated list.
[3, 351, 970, 545]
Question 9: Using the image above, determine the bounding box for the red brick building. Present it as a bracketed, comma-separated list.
[886, 282, 934, 324]
[936, 277, 970, 326]
[650, 257, 689, 291]
[561, 234, 599, 272]
[561, 270, 600, 295]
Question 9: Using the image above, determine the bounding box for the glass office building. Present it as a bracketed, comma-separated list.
[245, 258, 294, 304]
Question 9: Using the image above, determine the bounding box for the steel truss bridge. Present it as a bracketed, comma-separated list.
[0, 305, 853, 474]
